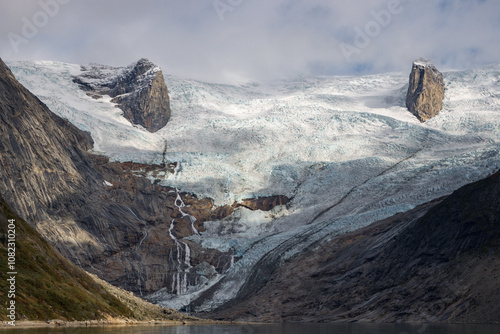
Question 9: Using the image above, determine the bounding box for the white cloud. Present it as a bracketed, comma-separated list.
[0, 0, 499, 83]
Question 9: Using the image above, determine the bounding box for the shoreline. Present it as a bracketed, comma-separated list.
[1, 319, 233, 329]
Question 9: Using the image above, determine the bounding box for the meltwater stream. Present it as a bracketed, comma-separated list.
[167, 188, 200, 295]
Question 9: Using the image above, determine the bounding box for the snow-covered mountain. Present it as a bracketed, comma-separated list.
[73, 58, 171, 133]
[8, 60, 500, 310]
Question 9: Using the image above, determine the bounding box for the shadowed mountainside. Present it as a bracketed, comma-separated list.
[210, 170, 500, 323]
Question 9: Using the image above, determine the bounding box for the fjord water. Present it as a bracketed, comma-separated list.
[3, 324, 500, 334]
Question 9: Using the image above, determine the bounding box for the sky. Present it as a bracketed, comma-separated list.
[0, 0, 499, 83]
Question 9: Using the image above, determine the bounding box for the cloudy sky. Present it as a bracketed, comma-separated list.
[1, 0, 499, 83]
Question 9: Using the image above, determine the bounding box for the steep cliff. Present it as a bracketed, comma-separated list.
[406, 58, 445, 122]
[73, 58, 171, 132]
[210, 170, 500, 323]
[0, 57, 102, 249]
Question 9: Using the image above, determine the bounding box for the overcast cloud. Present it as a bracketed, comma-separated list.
[1, 0, 499, 83]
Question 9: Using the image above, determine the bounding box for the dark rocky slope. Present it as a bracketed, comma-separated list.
[210, 170, 500, 323]
[406, 58, 445, 122]
[73, 58, 171, 132]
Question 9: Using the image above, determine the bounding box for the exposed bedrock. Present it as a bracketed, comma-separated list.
[73, 58, 171, 132]
[406, 58, 445, 122]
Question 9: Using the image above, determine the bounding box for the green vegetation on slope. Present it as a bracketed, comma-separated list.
[0, 195, 133, 321]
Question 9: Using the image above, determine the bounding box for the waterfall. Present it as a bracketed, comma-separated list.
[167, 187, 198, 295]
[168, 218, 193, 295]
[174, 190, 200, 235]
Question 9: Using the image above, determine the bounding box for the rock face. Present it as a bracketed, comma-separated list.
[210, 170, 500, 323]
[406, 58, 445, 122]
[73, 58, 171, 132]
[234, 196, 289, 211]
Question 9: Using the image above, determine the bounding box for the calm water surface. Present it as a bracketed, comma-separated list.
[1, 324, 500, 334]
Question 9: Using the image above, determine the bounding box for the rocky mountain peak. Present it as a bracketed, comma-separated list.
[132, 58, 157, 75]
[73, 58, 171, 132]
[405, 58, 445, 122]
[412, 57, 435, 68]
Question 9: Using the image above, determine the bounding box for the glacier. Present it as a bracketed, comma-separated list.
[8, 60, 500, 310]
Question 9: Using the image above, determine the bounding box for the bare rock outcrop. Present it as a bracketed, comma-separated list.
[406, 58, 445, 122]
[233, 196, 289, 212]
[73, 58, 171, 132]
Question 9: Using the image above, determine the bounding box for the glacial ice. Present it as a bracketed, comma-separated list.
[8, 60, 500, 310]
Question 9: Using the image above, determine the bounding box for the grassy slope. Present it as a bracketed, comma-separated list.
[0, 195, 133, 321]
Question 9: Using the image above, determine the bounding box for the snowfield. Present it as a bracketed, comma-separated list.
[9, 61, 500, 310]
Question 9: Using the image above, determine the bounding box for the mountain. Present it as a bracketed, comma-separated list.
[0, 192, 200, 323]
[73, 58, 171, 132]
[0, 193, 131, 321]
[0, 56, 101, 249]
[406, 58, 445, 122]
[0, 58, 237, 300]
[208, 170, 500, 323]
[6, 59, 500, 313]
